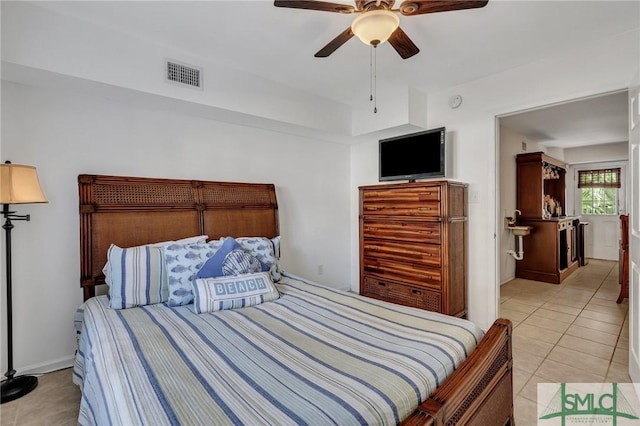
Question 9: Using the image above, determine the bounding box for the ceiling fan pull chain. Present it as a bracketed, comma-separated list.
[369, 46, 373, 103]
[373, 44, 377, 114]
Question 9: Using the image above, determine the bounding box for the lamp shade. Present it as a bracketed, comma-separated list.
[0, 163, 48, 204]
[351, 10, 400, 46]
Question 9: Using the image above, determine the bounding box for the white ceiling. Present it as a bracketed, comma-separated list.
[500, 90, 629, 148]
[31, 0, 639, 145]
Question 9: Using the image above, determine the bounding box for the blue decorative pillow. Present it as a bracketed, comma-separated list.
[192, 272, 280, 313]
[106, 244, 168, 309]
[165, 239, 225, 307]
[236, 236, 282, 281]
[197, 237, 263, 279]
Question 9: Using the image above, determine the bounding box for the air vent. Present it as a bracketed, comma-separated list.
[166, 60, 202, 89]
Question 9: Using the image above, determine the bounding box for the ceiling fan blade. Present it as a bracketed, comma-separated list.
[388, 27, 419, 59]
[399, 0, 488, 16]
[315, 27, 355, 57]
[274, 1, 356, 13]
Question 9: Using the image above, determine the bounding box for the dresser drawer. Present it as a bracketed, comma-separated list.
[363, 276, 441, 312]
[363, 239, 441, 267]
[362, 187, 441, 217]
[362, 219, 441, 244]
[363, 258, 441, 289]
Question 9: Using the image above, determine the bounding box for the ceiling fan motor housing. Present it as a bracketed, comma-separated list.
[359, 0, 395, 11]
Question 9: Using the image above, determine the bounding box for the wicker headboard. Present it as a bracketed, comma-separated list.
[78, 174, 279, 300]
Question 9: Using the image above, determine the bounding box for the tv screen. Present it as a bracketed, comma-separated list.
[379, 127, 446, 182]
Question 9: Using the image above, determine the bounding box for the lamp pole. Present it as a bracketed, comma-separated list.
[1, 203, 37, 403]
[0, 161, 47, 403]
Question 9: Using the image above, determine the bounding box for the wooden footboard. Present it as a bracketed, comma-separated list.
[401, 318, 513, 426]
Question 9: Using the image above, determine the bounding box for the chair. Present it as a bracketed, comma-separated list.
[618, 214, 629, 303]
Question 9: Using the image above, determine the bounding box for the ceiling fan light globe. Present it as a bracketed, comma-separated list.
[351, 10, 399, 46]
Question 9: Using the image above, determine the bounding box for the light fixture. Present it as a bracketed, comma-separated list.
[351, 10, 400, 46]
[0, 161, 47, 404]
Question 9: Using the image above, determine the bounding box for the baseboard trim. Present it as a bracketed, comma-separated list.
[19, 355, 75, 376]
[500, 275, 516, 286]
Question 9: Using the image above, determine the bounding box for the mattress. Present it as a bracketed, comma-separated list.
[73, 273, 483, 425]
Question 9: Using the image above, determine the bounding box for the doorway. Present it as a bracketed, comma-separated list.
[497, 90, 629, 285]
[495, 90, 633, 401]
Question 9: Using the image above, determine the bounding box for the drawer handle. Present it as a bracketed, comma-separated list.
[418, 207, 432, 212]
[412, 289, 422, 295]
[378, 282, 387, 287]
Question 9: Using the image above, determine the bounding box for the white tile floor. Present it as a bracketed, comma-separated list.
[500, 259, 630, 425]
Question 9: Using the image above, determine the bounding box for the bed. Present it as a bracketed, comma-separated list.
[74, 174, 514, 425]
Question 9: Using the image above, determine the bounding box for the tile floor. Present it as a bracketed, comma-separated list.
[0, 259, 631, 425]
[501, 259, 631, 425]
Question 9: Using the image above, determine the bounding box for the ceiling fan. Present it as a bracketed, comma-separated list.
[274, 0, 488, 59]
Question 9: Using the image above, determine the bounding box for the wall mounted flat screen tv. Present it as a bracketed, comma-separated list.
[379, 127, 447, 182]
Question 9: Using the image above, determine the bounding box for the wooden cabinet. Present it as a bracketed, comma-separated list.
[516, 152, 566, 219]
[516, 217, 580, 284]
[515, 152, 579, 284]
[359, 181, 467, 317]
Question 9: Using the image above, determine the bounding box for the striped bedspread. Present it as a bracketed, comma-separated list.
[73, 273, 483, 425]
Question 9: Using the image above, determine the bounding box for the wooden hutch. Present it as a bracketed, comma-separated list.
[515, 152, 580, 284]
[359, 181, 467, 317]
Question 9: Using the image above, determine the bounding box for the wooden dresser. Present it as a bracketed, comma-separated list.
[359, 181, 468, 317]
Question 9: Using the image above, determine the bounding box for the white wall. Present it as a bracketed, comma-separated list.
[0, 81, 352, 374]
[498, 126, 545, 284]
[567, 160, 628, 261]
[565, 144, 629, 216]
[1, 2, 353, 136]
[564, 141, 629, 165]
[565, 145, 629, 262]
[351, 29, 639, 331]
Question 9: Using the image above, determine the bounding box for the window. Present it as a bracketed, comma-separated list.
[578, 168, 620, 215]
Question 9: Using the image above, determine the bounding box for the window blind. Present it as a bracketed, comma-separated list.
[577, 168, 621, 188]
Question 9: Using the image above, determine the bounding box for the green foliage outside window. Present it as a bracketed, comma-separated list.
[578, 167, 620, 215]
[581, 188, 617, 215]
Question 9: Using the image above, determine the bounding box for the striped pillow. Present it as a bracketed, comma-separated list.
[102, 235, 209, 287]
[192, 272, 279, 313]
[107, 244, 168, 309]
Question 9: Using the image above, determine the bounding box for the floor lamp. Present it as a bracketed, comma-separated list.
[0, 161, 47, 404]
